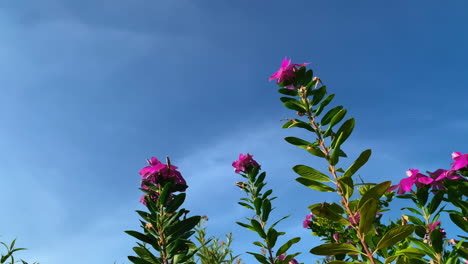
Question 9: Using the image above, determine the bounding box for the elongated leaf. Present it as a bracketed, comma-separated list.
[128, 256, 153, 264]
[296, 177, 335, 192]
[343, 149, 372, 178]
[328, 109, 347, 129]
[250, 219, 266, 238]
[276, 237, 301, 256]
[430, 229, 443, 253]
[166, 193, 186, 213]
[236, 221, 255, 232]
[284, 100, 306, 112]
[125, 231, 158, 246]
[376, 225, 415, 250]
[278, 88, 298, 96]
[266, 228, 279, 248]
[401, 207, 422, 216]
[321, 106, 344, 126]
[315, 94, 335, 116]
[311, 86, 327, 105]
[337, 176, 354, 199]
[247, 252, 269, 264]
[331, 118, 355, 149]
[310, 243, 361, 256]
[359, 198, 377, 234]
[358, 181, 391, 209]
[293, 165, 331, 182]
[261, 199, 271, 222]
[449, 213, 468, 232]
[284, 137, 315, 149]
[427, 191, 444, 214]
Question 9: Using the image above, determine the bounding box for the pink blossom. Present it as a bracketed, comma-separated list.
[278, 254, 298, 264]
[451, 152, 468, 170]
[232, 153, 260, 174]
[428, 221, 440, 231]
[303, 213, 313, 228]
[348, 212, 360, 225]
[333, 233, 339, 242]
[388, 169, 433, 194]
[269, 57, 309, 86]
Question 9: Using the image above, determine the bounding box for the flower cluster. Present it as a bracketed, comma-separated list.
[302, 213, 313, 228]
[389, 152, 466, 194]
[232, 153, 260, 174]
[139, 157, 187, 205]
[269, 57, 309, 90]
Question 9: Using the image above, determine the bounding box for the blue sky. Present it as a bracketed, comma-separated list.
[0, 0, 467, 263]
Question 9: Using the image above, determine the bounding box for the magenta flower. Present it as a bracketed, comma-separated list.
[451, 152, 468, 170]
[232, 153, 260, 174]
[333, 233, 340, 242]
[388, 169, 434, 194]
[139, 157, 166, 178]
[428, 221, 440, 231]
[303, 213, 313, 228]
[269, 57, 309, 87]
[348, 212, 360, 225]
[278, 254, 298, 264]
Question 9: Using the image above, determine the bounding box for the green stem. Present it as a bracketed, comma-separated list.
[247, 178, 276, 264]
[300, 88, 377, 264]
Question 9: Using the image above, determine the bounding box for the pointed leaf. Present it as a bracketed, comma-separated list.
[376, 225, 415, 250]
[343, 149, 372, 178]
[293, 165, 331, 182]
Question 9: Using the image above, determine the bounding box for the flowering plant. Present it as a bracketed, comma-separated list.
[126, 58, 468, 264]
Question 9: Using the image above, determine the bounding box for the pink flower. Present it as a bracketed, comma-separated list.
[232, 153, 260, 174]
[303, 213, 313, 228]
[428, 221, 440, 231]
[269, 57, 309, 86]
[388, 169, 434, 194]
[348, 212, 360, 225]
[333, 233, 339, 242]
[278, 254, 298, 264]
[451, 152, 468, 170]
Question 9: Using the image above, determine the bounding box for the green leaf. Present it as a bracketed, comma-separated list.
[283, 100, 306, 112]
[427, 191, 444, 214]
[337, 176, 354, 199]
[247, 252, 269, 264]
[321, 106, 344, 126]
[169, 216, 201, 237]
[236, 221, 255, 232]
[276, 237, 301, 257]
[430, 229, 443, 253]
[125, 231, 158, 246]
[128, 256, 153, 264]
[315, 94, 335, 116]
[293, 165, 331, 182]
[166, 193, 186, 213]
[343, 149, 372, 178]
[307, 146, 327, 158]
[328, 109, 347, 129]
[261, 199, 272, 222]
[284, 137, 316, 149]
[400, 207, 422, 216]
[250, 219, 266, 238]
[358, 181, 391, 209]
[310, 243, 361, 256]
[296, 177, 335, 192]
[375, 225, 415, 250]
[359, 198, 377, 234]
[282, 119, 315, 132]
[311, 86, 327, 105]
[266, 228, 279, 248]
[158, 182, 173, 207]
[238, 202, 254, 210]
[449, 213, 468, 232]
[278, 88, 298, 96]
[331, 118, 355, 149]
[415, 186, 429, 206]
[254, 198, 262, 216]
